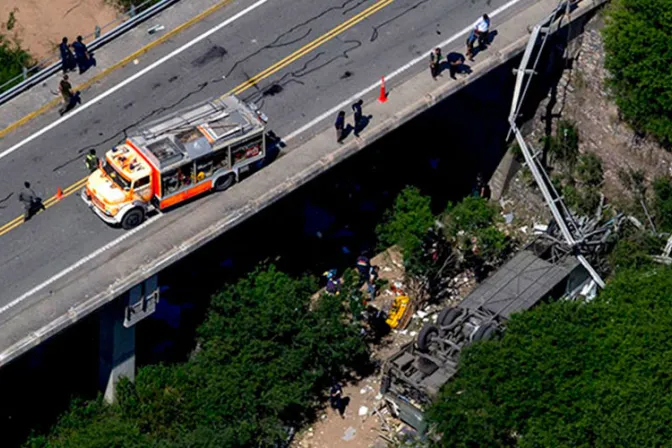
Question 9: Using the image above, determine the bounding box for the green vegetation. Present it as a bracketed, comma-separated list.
[377, 186, 435, 259]
[442, 196, 510, 267]
[602, 0, 672, 144]
[544, 120, 579, 171]
[0, 33, 33, 93]
[428, 267, 672, 447]
[26, 266, 368, 447]
[562, 152, 604, 215]
[108, 0, 162, 11]
[653, 176, 672, 233]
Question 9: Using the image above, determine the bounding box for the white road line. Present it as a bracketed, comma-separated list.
[284, 0, 525, 142]
[0, 215, 161, 315]
[1, 0, 526, 314]
[0, 0, 272, 162]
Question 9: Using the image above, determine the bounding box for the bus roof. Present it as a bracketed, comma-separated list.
[106, 143, 153, 182]
[127, 95, 265, 172]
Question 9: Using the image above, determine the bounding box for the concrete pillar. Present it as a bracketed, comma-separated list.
[99, 299, 136, 404]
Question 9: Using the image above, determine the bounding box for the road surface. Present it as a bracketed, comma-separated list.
[0, 0, 537, 353]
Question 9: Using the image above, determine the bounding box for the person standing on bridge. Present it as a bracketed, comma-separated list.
[19, 182, 45, 221]
[430, 47, 442, 79]
[466, 14, 490, 61]
[58, 74, 81, 116]
[59, 37, 76, 73]
[335, 111, 346, 143]
[85, 149, 99, 173]
[352, 100, 364, 136]
[72, 36, 95, 74]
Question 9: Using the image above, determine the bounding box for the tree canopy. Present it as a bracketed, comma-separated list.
[602, 0, 672, 144]
[26, 266, 368, 447]
[428, 267, 672, 448]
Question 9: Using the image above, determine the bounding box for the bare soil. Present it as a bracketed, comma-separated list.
[0, 0, 118, 61]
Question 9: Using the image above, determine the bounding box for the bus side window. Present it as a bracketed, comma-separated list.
[180, 164, 194, 188]
[195, 155, 214, 181]
[212, 148, 229, 171]
[134, 176, 150, 189]
[162, 170, 180, 195]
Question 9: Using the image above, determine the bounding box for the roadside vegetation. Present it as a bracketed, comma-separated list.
[428, 266, 672, 447]
[602, 0, 672, 145]
[25, 266, 369, 447]
[0, 15, 34, 93]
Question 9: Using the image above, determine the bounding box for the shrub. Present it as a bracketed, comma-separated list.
[602, 0, 672, 144]
[653, 176, 672, 233]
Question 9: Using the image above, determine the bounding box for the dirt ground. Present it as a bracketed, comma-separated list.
[295, 248, 477, 448]
[0, 0, 118, 61]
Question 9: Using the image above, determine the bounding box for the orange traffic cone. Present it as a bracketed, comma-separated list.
[56, 187, 63, 200]
[378, 77, 388, 103]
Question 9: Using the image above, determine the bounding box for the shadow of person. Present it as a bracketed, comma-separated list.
[25, 198, 46, 221]
[446, 52, 471, 79]
[354, 115, 373, 137]
[486, 29, 499, 46]
[340, 396, 351, 416]
[342, 124, 355, 140]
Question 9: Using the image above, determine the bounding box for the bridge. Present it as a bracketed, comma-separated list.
[0, 0, 602, 400]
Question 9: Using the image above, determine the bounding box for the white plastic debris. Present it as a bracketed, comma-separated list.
[358, 406, 369, 416]
[375, 393, 383, 400]
[416, 310, 428, 319]
[503, 212, 514, 224]
[343, 427, 357, 441]
[533, 224, 548, 234]
[519, 226, 528, 234]
[360, 385, 373, 395]
[383, 266, 393, 272]
[409, 331, 417, 337]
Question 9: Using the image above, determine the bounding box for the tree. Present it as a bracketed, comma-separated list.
[428, 267, 672, 448]
[602, 0, 672, 144]
[442, 196, 510, 268]
[25, 266, 369, 447]
[377, 186, 435, 256]
[653, 176, 672, 233]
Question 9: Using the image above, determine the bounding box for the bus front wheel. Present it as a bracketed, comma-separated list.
[121, 208, 145, 230]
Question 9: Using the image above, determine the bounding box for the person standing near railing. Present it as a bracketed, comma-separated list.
[72, 36, 96, 74]
[59, 37, 76, 73]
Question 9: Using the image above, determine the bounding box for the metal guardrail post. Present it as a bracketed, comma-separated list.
[95, 25, 102, 39]
[21, 66, 28, 81]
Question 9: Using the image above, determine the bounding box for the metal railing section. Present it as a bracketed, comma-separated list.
[0, 0, 178, 105]
[507, 0, 609, 289]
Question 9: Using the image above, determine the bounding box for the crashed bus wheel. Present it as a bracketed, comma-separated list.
[121, 208, 145, 230]
[472, 323, 497, 342]
[417, 324, 439, 352]
[438, 307, 461, 327]
[214, 174, 236, 192]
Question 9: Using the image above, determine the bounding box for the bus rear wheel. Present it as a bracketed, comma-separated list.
[214, 173, 236, 192]
[121, 208, 145, 230]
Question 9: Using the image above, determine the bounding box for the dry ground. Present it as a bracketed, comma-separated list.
[0, 0, 118, 61]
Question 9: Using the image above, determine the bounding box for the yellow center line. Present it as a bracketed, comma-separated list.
[227, 0, 395, 96]
[0, 0, 395, 238]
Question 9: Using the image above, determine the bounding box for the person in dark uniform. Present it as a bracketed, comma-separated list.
[330, 381, 345, 418]
[429, 47, 442, 79]
[446, 52, 466, 80]
[72, 36, 93, 74]
[352, 100, 363, 136]
[19, 182, 45, 221]
[85, 149, 99, 173]
[335, 111, 346, 143]
[59, 37, 75, 73]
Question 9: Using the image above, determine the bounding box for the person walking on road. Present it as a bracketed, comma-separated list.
[352, 100, 363, 136]
[429, 47, 442, 79]
[466, 14, 490, 61]
[59, 74, 81, 116]
[59, 37, 76, 73]
[367, 264, 379, 301]
[19, 181, 45, 221]
[335, 111, 346, 143]
[72, 36, 94, 74]
[85, 149, 99, 173]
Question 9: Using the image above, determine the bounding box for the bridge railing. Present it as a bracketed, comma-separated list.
[0, 0, 178, 106]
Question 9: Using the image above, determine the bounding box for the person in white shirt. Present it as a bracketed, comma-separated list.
[466, 14, 490, 60]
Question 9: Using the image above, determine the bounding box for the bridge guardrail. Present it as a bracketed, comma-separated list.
[0, 0, 179, 106]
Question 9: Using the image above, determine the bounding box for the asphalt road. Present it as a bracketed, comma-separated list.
[0, 0, 535, 313]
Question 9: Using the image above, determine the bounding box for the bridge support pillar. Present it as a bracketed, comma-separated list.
[98, 299, 136, 404]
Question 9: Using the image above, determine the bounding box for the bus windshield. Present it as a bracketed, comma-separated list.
[103, 161, 131, 190]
